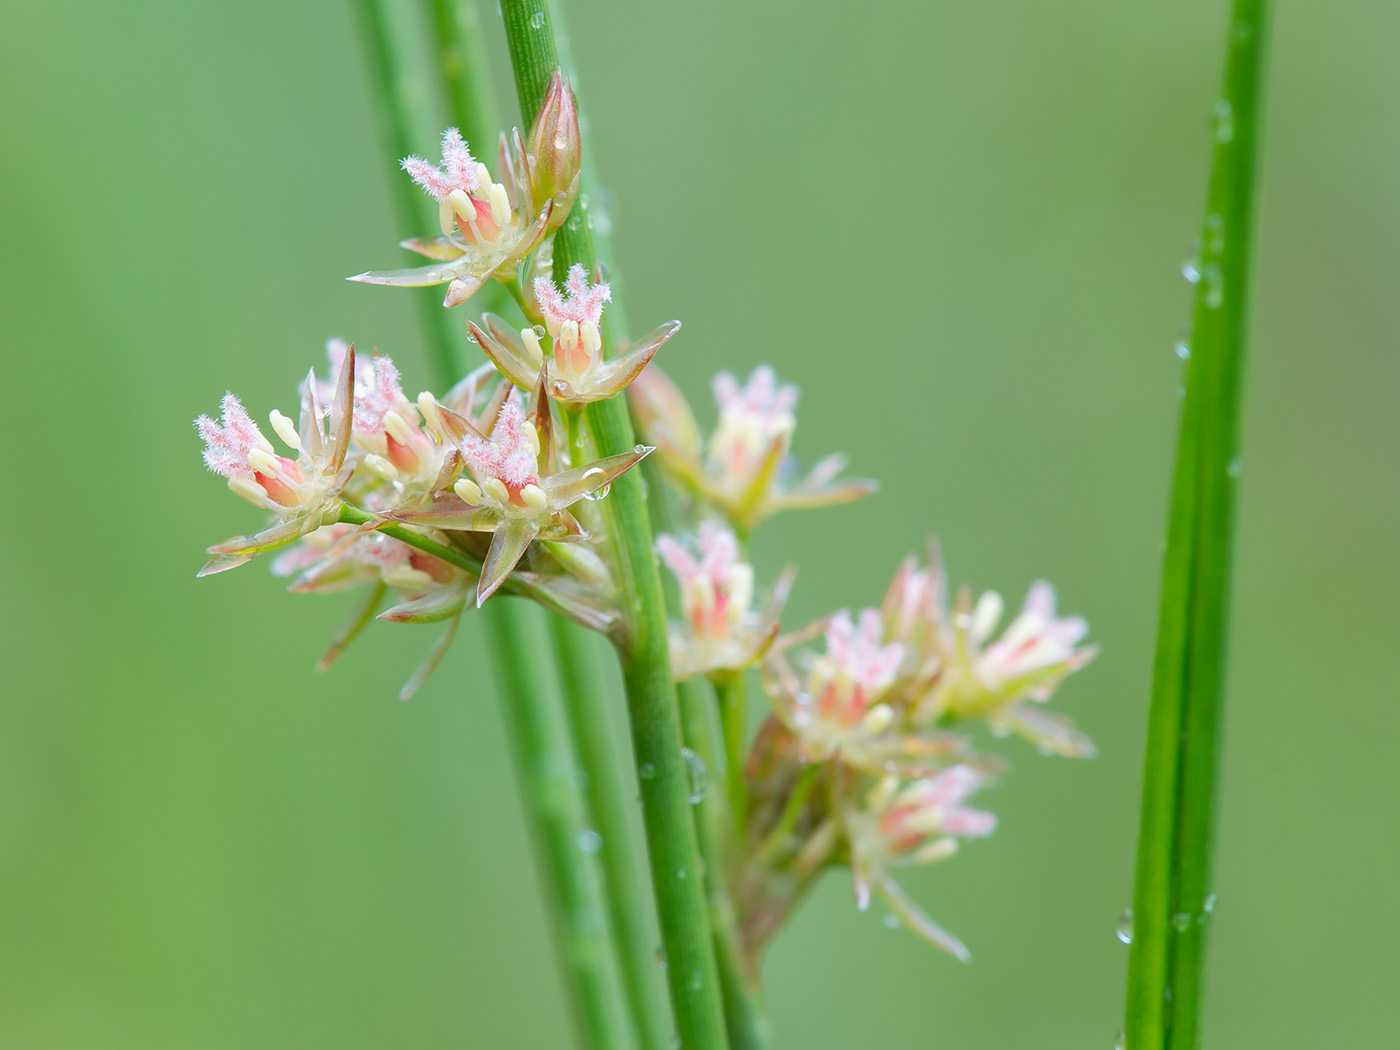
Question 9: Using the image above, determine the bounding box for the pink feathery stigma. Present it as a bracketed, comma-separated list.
[981, 582, 1089, 678]
[400, 127, 479, 202]
[195, 393, 262, 477]
[695, 521, 738, 582]
[656, 533, 700, 581]
[826, 609, 905, 695]
[460, 393, 539, 493]
[354, 355, 406, 434]
[533, 264, 612, 328]
[879, 766, 997, 852]
[713, 366, 799, 419]
[658, 523, 745, 637]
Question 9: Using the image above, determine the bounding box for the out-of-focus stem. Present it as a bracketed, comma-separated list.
[353, 4, 635, 1047]
[350, 0, 461, 383]
[499, 4, 729, 1048]
[550, 614, 673, 1050]
[715, 676, 749, 836]
[484, 599, 636, 1050]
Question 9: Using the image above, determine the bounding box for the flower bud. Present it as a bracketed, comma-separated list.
[527, 70, 581, 216]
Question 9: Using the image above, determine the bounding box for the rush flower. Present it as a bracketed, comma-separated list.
[843, 765, 997, 961]
[468, 264, 679, 405]
[656, 522, 789, 679]
[384, 383, 651, 604]
[350, 115, 556, 307]
[629, 364, 876, 533]
[762, 607, 969, 777]
[195, 344, 357, 575]
[919, 577, 1099, 757]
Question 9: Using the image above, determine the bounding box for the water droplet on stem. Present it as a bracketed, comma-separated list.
[1116, 909, 1134, 945]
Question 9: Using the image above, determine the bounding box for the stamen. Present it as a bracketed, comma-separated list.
[228, 476, 269, 506]
[521, 483, 548, 511]
[364, 453, 399, 481]
[383, 565, 435, 591]
[859, 704, 895, 736]
[488, 183, 511, 227]
[382, 409, 414, 446]
[559, 319, 579, 353]
[521, 328, 544, 363]
[481, 477, 512, 506]
[247, 448, 283, 476]
[454, 477, 482, 504]
[580, 321, 602, 358]
[269, 409, 302, 451]
[911, 837, 960, 865]
[416, 392, 443, 436]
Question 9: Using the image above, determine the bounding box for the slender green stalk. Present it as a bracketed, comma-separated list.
[715, 676, 749, 836]
[549, 614, 673, 1049]
[499, 5, 729, 1048]
[350, 0, 462, 383]
[352, 5, 637, 1047]
[426, 0, 499, 147]
[484, 599, 635, 1050]
[1124, 4, 1267, 1049]
[675, 676, 773, 1050]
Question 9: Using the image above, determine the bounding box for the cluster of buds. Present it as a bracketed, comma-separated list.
[193, 67, 1100, 978]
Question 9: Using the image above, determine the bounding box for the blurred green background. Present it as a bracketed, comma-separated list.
[2, 0, 1396, 1046]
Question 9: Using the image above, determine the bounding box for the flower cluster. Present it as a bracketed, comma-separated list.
[193, 70, 1099, 976]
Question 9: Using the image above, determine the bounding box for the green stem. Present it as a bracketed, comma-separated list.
[550, 614, 673, 1050]
[499, 5, 729, 1048]
[676, 677, 773, 1050]
[426, 0, 499, 147]
[484, 599, 635, 1050]
[1124, 4, 1267, 1049]
[350, 0, 462, 383]
[353, 5, 636, 1046]
[715, 676, 749, 837]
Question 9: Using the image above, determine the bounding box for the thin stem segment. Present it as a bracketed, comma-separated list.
[499, 4, 729, 1048]
[352, 4, 637, 1046]
[1124, 3, 1268, 1048]
[485, 599, 635, 1050]
[549, 615, 673, 1049]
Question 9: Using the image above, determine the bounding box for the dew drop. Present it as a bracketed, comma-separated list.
[532, 324, 546, 339]
[1172, 912, 1193, 932]
[1116, 909, 1134, 945]
[1182, 258, 1201, 284]
[554, 131, 568, 150]
[681, 747, 708, 804]
[576, 828, 603, 853]
[689, 973, 703, 992]
[1205, 212, 1226, 254]
[1114, 1032, 1127, 1050]
[1226, 456, 1242, 478]
[882, 913, 902, 930]
[1203, 262, 1225, 309]
[639, 762, 656, 780]
[1202, 892, 1219, 914]
[1175, 340, 1191, 360]
[1213, 99, 1235, 143]
[580, 466, 610, 501]
[529, 10, 546, 29]
[654, 945, 667, 969]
